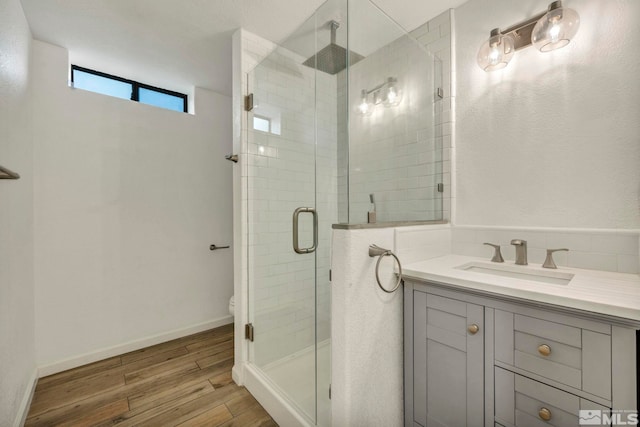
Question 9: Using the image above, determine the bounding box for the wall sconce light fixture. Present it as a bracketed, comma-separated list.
[358, 77, 402, 115]
[477, 1, 580, 71]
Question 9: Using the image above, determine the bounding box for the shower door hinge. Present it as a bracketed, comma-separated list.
[329, 269, 332, 282]
[437, 183, 444, 193]
[329, 384, 331, 399]
[245, 323, 254, 341]
[244, 94, 254, 111]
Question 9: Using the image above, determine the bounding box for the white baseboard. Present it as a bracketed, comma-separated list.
[37, 315, 233, 377]
[231, 364, 243, 386]
[14, 368, 38, 427]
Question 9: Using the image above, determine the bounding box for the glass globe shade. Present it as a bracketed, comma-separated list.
[477, 30, 515, 72]
[532, 3, 580, 52]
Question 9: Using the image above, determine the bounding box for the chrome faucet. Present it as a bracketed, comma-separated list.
[483, 243, 504, 263]
[543, 248, 569, 269]
[510, 239, 528, 265]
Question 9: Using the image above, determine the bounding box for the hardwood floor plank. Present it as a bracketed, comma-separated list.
[24, 324, 277, 427]
[96, 383, 218, 426]
[125, 357, 234, 405]
[128, 380, 214, 412]
[26, 362, 201, 426]
[25, 395, 125, 427]
[216, 403, 274, 427]
[96, 359, 236, 425]
[57, 399, 129, 427]
[176, 403, 233, 427]
[121, 346, 190, 374]
[29, 346, 194, 419]
[124, 360, 199, 385]
[124, 340, 232, 384]
[28, 368, 126, 417]
[120, 325, 232, 365]
[36, 356, 123, 391]
[225, 390, 260, 416]
[209, 371, 234, 389]
[185, 333, 235, 353]
[196, 348, 234, 369]
[121, 383, 247, 427]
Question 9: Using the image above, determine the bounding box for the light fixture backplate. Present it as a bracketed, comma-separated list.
[500, 11, 546, 51]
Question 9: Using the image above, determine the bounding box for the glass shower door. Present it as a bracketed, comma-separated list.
[246, 35, 324, 424]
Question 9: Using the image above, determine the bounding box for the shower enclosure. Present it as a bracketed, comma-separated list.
[242, 0, 443, 424]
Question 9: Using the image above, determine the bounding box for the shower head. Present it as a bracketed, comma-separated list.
[302, 21, 364, 75]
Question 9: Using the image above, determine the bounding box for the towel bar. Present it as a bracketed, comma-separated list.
[0, 164, 20, 179]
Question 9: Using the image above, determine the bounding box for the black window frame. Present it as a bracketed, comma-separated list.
[71, 65, 188, 113]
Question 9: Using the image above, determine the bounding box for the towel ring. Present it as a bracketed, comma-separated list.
[369, 245, 403, 293]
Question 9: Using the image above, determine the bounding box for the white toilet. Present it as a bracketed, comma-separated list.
[228, 295, 235, 316]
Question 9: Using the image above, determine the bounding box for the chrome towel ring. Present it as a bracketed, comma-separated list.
[368, 244, 402, 293]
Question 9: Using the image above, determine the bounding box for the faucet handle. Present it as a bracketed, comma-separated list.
[483, 243, 504, 263]
[543, 248, 569, 269]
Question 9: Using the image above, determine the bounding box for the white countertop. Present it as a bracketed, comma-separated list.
[403, 255, 640, 323]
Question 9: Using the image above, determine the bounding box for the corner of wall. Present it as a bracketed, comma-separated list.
[12, 368, 38, 427]
[0, 0, 37, 424]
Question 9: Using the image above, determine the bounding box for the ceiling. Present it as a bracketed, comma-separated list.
[19, 0, 468, 97]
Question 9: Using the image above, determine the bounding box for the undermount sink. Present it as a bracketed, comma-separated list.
[455, 262, 575, 285]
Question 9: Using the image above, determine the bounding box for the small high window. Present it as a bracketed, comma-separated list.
[71, 65, 188, 113]
[253, 115, 271, 133]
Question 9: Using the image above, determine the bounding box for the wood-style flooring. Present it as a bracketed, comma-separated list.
[25, 323, 277, 427]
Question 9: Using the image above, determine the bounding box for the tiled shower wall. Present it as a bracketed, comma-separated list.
[410, 10, 453, 222]
[336, 10, 453, 224]
[245, 36, 336, 367]
[239, 9, 455, 367]
[340, 35, 442, 223]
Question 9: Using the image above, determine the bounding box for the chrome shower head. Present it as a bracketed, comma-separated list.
[302, 20, 364, 75]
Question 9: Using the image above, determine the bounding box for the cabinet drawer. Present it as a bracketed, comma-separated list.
[495, 367, 610, 427]
[495, 311, 612, 400]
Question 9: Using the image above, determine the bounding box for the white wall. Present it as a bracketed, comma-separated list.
[454, 0, 640, 229]
[331, 227, 402, 427]
[0, 0, 37, 424]
[31, 40, 234, 372]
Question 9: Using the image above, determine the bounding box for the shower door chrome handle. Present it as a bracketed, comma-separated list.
[293, 207, 318, 254]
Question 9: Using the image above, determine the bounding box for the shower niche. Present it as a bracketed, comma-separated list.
[243, 0, 444, 425]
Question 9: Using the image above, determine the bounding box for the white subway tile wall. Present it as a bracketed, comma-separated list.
[451, 226, 640, 274]
[343, 27, 445, 223]
[412, 10, 453, 222]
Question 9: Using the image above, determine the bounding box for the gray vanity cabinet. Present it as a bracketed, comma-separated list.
[404, 287, 484, 427]
[405, 279, 638, 427]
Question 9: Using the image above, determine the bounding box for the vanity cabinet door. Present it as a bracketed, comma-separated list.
[412, 290, 484, 427]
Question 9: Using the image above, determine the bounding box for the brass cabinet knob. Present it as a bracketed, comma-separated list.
[468, 324, 479, 335]
[538, 407, 552, 421]
[538, 344, 552, 357]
